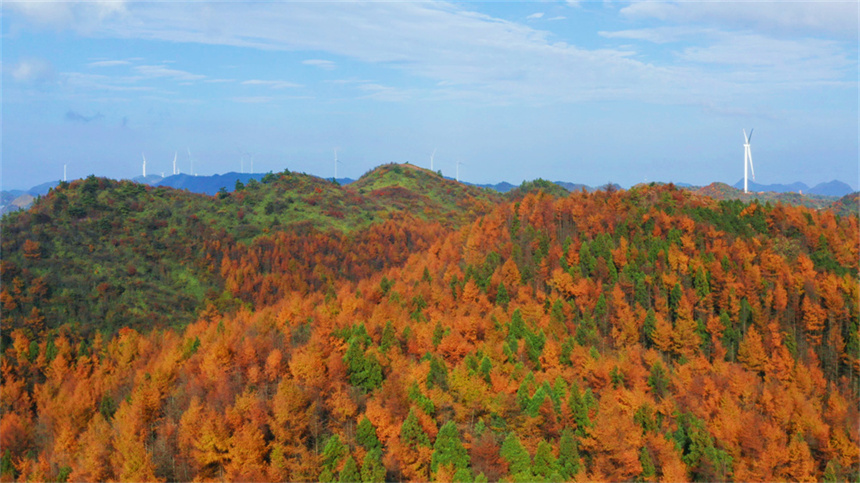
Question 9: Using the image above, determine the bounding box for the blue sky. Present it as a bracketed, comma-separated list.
[2, 1, 858, 190]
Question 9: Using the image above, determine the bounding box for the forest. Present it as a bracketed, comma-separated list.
[1, 164, 858, 482]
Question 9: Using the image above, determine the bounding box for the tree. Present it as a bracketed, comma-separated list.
[738, 326, 767, 375]
[361, 449, 386, 483]
[557, 428, 581, 479]
[357, 416, 381, 451]
[400, 408, 432, 481]
[431, 421, 470, 475]
[532, 440, 559, 479]
[339, 456, 360, 483]
[499, 433, 531, 478]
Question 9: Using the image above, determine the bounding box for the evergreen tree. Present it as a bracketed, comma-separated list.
[427, 356, 449, 390]
[509, 309, 526, 340]
[496, 282, 510, 307]
[453, 467, 473, 483]
[639, 447, 656, 482]
[532, 440, 559, 479]
[323, 434, 348, 471]
[361, 449, 386, 483]
[339, 456, 360, 483]
[401, 408, 430, 448]
[479, 355, 492, 383]
[500, 433, 531, 477]
[432, 421, 471, 474]
[558, 429, 581, 479]
[356, 416, 381, 451]
[380, 320, 396, 353]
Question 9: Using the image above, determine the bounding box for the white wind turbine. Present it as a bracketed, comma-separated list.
[63, 163, 68, 182]
[430, 148, 437, 171]
[187, 148, 195, 176]
[334, 148, 342, 181]
[142, 153, 147, 177]
[456, 160, 464, 183]
[173, 152, 178, 175]
[743, 129, 755, 194]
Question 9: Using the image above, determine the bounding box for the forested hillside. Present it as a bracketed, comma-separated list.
[0, 165, 499, 339]
[1, 177, 858, 482]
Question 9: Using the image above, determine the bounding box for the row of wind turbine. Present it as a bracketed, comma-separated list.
[140, 150, 197, 178]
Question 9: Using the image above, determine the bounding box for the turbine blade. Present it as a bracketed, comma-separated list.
[748, 147, 755, 181]
[748, 128, 753, 143]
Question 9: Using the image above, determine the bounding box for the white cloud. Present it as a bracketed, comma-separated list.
[620, 0, 858, 39]
[241, 79, 302, 89]
[303, 59, 336, 70]
[87, 59, 132, 67]
[135, 65, 206, 81]
[600, 26, 707, 44]
[356, 83, 414, 102]
[526, 12, 544, 20]
[7, 0, 127, 32]
[10, 58, 55, 83]
[6, 2, 856, 107]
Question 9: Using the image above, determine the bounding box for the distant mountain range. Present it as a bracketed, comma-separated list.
[731, 179, 854, 197]
[2, 171, 856, 215]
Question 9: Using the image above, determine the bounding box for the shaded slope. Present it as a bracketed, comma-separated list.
[0, 166, 498, 339]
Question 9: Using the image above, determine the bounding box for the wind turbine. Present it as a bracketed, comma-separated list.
[63, 163, 67, 182]
[334, 148, 342, 181]
[187, 148, 195, 176]
[743, 129, 755, 194]
[142, 153, 147, 177]
[430, 148, 436, 171]
[173, 152, 178, 175]
[456, 160, 464, 183]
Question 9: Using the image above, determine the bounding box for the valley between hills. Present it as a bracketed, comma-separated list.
[1, 163, 858, 482]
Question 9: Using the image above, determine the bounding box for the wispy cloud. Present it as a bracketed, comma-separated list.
[135, 65, 206, 81]
[526, 12, 544, 20]
[620, 0, 858, 39]
[241, 79, 302, 89]
[356, 83, 414, 102]
[87, 59, 131, 67]
[7, 2, 856, 108]
[303, 59, 336, 70]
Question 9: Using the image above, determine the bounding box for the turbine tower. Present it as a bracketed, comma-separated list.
[63, 163, 67, 182]
[430, 148, 436, 171]
[142, 153, 147, 177]
[334, 148, 342, 181]
[456, 160, 464, 183]
[187, 148, 195, 176]
[743, 129, 755, 194]
[173, 152, 178, 175]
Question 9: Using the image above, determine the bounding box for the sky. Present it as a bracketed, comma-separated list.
[2, 0, 858, 191]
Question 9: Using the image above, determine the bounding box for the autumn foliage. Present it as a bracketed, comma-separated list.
[1, 175, 858, 482]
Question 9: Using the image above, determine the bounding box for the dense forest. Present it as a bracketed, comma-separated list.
[1, 164, 858, 482]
